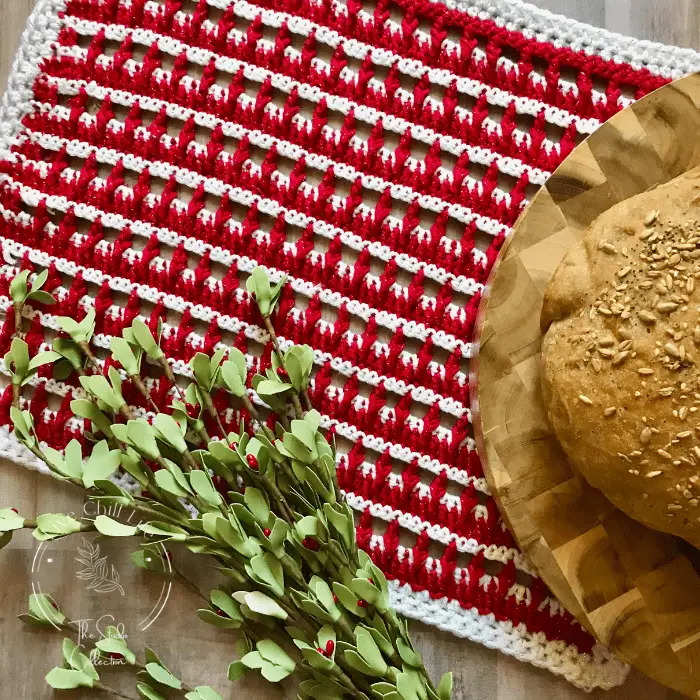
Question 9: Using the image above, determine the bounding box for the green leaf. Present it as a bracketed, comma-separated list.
[30, 269, 48, 292]
[110, 336, 140, 375]
[58, 308, 95, 344]
[220, 350, 247, 397]
[227, 661, 247, 681]
[250, 553, 284, 597]
[189, 470, 223, 507]
[154, 413, 188, 453]
[244, 487, 270, 524]
[29, 593, 65, 625]
[396, 672, 425, 700]
[45, 667, 95, 689]
[332, 583, 366, 618]
[83, 440, 121, 487]
[84, 375, 124, 411]
[246, 266, 272, 315]
[10, 406, 33, 442]
[127, 419, 160, 460]
[344, 650, 376, 676]
[34, 513, 82, 539]
[155, 470, 190, 498]
[237, 591, 287, 619]
[397, 638, 422, 668]
[62, 637, 99, 680]
[138, 522, 188, 541]
[0, 507, 25, 532]
[185, 687, 224, 700]
[137, 683, 167, 700]
[257, 639, 295, 672]
[209, 590, 243, 622]
[352, 578, 381, 605]
[261, 662, 293, 683]
[256, 378, 292, 396]
[146, 662, 182, 689]
[355, 626, 387, 675]
[241, 651, 264, 670]
[27, 350, 60, 374]
[53, 337, 84, 370]
[95, 636, 137, 664]
[70, 399, 113, 438]
[132, 319, 164, 359]
[191, 353, 213, 390]
[7, 338, 29, 382]
[295, 516, 318, 539]
[198, 609, 240, 629]
[27, 290, 56, 305]
[10, 270, 29, 304]
[437, 672, 453, 700]
[95, 515, 138, 537]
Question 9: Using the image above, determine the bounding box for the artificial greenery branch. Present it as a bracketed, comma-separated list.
[1, 267, 451, 700]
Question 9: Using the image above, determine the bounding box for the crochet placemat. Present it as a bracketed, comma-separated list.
[2, 0, 700, 691]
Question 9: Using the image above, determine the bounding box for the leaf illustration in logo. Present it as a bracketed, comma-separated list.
[74, 538, 125, 596]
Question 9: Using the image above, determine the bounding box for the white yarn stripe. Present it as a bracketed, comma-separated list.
[36, 73, 507, 244]
[343, 491, 537, 575]
[61, 15, 552, 189]
[217, 0, 603, 135]
[0, 174, 476, 359]
[0, 284, 477, 488]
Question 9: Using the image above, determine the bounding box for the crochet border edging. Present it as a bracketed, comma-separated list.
[446, 0, 700, 78]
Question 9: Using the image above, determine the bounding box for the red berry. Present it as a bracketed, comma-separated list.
[263, 528, 271, 537]
[50, 600, 58, 610]
[162, 550, 172, 562]
[185, 402, 198, 418]
[214, 606, 225, 617]
[325, 640, 335, 656]
[229, 441, 237, 450]
[140, 490, 152, 499]
[368, 578, 374, 585]
[332, 594, 339, 604]
[302, 537, 320, 551]
[277, 367, 289, 381]
[316, 646, 325, 655]
[10, 508, 18, 514]
[109, 652, 122, 660]
[246, 454, 259, 470]
[357, 599, 368, 608]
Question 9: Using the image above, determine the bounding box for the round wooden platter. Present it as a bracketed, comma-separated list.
[472, 72, 700, 699]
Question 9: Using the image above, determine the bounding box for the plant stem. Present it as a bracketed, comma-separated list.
[262, 315, 304, 419]
[129, 374, 160, 414]
[202, 390, 227, 439]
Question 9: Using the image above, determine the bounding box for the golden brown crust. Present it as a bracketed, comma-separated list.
[542, 166, 700, 546]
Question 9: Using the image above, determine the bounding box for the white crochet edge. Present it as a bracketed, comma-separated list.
[389, 581, 628, 692]
[0, 0, 67, 155]
[443, 0, 700, 79]
[1, 0, 686, 690]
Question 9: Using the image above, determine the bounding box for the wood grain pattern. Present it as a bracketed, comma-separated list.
[474, 73, 700, 700]
[0, 1, 693, 699]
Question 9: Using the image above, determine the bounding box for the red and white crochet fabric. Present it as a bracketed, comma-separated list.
[2, 0, 700, 690]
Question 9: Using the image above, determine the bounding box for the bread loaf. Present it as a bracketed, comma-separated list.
[542, 167, 700, 545]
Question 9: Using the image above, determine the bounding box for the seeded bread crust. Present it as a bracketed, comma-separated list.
[542, 167, 700, 546]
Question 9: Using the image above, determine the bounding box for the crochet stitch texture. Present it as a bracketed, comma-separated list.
[2, 0, 700, 690]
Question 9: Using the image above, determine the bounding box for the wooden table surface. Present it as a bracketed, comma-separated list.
[0, 1, 698, 699]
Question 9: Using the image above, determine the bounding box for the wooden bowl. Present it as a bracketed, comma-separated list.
[472, 73, 700, 699]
